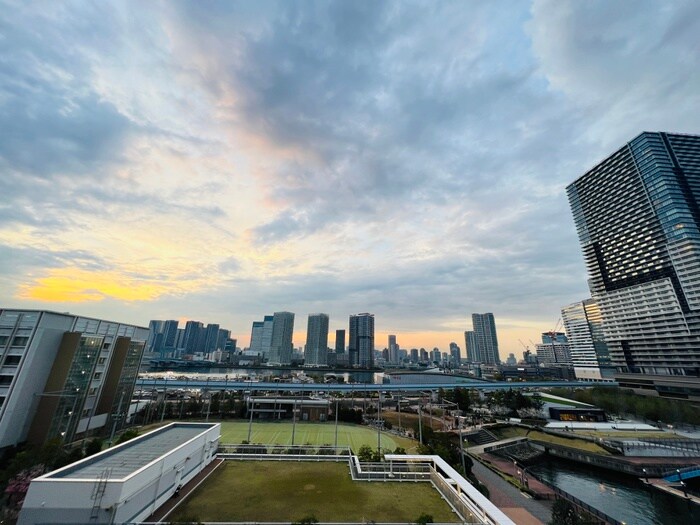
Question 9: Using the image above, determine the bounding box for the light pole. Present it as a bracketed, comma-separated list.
[291, 397, 298, 446]
[418, 405, 423, 445]
[247, 396, 254, 442]
[377, 393, 381, 457]
[334, 398, 339, 449]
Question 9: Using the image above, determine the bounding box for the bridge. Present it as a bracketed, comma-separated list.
[135, 378, 614, 393]
[663, 465, 700, 482]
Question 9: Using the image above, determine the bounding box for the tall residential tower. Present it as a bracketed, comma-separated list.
[568, 132, 700, 397]
[471, 313, 500, 364]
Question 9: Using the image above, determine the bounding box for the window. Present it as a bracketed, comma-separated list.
[0, 336, 8, 346]
[12, 336, 29, 347]
[93, 372, 102, 380]
[98, 357, 107, 365]
[4, 355, 21, 366]
[0, 375, 13, 385]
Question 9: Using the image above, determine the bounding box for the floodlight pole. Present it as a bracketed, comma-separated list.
[334, 398, 339, 448]
[377, 393, 381, 457]
[418, 405, 423, 445]
[160, 380, 168, 423]
[247, 397, 254, 442]
[291, 397, 298, 445]
[460, 424, 467, 475]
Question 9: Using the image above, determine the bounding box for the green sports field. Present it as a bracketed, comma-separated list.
[218, 421, 418, 452]
[169, 461, 460, 523]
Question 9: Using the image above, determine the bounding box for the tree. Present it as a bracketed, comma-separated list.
[415, 513, 434, 524]
[357, 444, 380, 462]
[85, 438, 103, 456]
[549, 499, 580, 525]
[116, 429, 138, 445]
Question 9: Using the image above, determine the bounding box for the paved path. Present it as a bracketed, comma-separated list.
[471, 458, 552, 525]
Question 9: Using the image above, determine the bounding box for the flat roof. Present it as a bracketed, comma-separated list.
[43, 423, 218, 481]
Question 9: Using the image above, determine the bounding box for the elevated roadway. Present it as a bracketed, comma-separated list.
[135, 378, 614, 393]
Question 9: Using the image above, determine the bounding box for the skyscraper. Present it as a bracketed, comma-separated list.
[249, 321, 264, 354]
[562, 299, 612, 381]
[183, 320, 204, 355]
[304, 313, 329, 366]
[261, 315, 274, 358]
[471, 313, 500, 364]
[203, 323, 220, 355]
[449, 342, 461, 365]
[568, 132, 700, 385]
[388, 334, 399, 364]
[464, 331, 478, 362]
[268, 312, 295, 365]
[335, 329, 345, 354]
[349, 313, 374, 368]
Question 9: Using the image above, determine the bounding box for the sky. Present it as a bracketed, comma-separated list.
[1, 1, 700, 358]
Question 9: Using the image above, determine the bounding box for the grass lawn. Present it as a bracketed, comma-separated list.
[382, 410, 445, 431]
[170, 461, 460, 523]
[490, 426, 610, 454]
[219, 421, 418, 452]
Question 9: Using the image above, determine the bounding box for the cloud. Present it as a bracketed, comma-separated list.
[1, 1, 699, 355]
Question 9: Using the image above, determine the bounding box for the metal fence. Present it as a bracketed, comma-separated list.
[429, 468, 481, 524]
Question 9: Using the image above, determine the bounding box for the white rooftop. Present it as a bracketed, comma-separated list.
[43, 423, 218, 481]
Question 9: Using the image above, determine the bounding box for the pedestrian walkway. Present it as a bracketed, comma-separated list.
[481, 453, 555, 500]
[470, 458, 552, 525]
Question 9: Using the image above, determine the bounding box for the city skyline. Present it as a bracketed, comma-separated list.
[2, 2, 699, 357]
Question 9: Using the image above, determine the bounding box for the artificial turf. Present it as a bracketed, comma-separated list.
[218, 420, 418, 452]
[169, 461, 460, 523]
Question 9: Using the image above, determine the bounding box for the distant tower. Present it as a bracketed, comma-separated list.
[562, 298, 612, 380]
[471, 313, 500, 364]
[249, 321, 264, 354]
[449, 342, 461, 365]
[304, 313, 329, 366]
[183, 320, 204, 355]
[349, 313, 374, 368]
[268, 312, 295, 365]
[388, 334, 399, 363]
[261, 315, 274, 358]
[464, 330, 478, 362]
[335, 329, 346, 354]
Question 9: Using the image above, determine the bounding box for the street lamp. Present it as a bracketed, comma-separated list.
[642, 468, 648, 483]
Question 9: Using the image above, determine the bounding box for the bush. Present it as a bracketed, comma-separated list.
[415, 513, 434, 524]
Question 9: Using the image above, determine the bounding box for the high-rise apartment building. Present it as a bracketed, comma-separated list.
[261, 315, 274, 358]
[203, 323, 220, 355]
[562, 299, 612, 381]
[268, 312, 295, 365]
[410, 348, 419, 363]
[464, 331, 478, 362]
[335, 329, 345, 354]
[388, 335, 399, 364]
[304, 314, 329, 366]
[568, 132, 700, 395]
[535, 331, 572, 365]
[0, 309, 148, 449]
[349, 313, 374, 368]
[449, 342, 461, 365]
[471, 313, 500, 364]
[183, 320, 204, 355]
[249, 321, 264, 354]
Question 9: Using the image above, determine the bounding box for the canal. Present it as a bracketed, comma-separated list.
[528, 459, 700, 524]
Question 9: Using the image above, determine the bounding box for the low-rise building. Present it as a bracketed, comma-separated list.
[18, 422, 220, 525]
